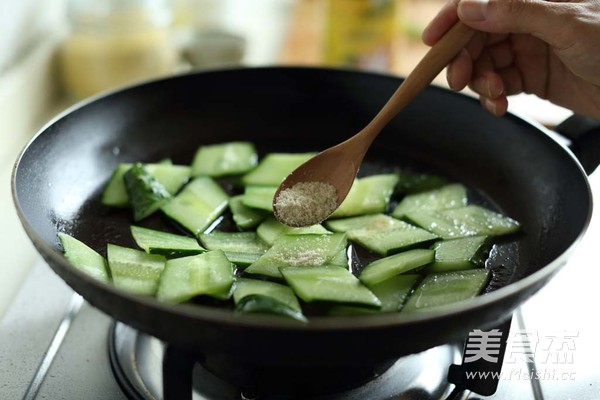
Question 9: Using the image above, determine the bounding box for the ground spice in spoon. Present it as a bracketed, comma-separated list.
[274, 182, 338, 227]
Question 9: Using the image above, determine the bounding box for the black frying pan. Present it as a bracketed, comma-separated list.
[11, 67, 600, 386]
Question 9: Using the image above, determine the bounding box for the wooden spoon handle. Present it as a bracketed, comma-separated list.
[364, 22, 476, 136]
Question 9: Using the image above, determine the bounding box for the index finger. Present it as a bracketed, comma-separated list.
[422, 0, 460, 46]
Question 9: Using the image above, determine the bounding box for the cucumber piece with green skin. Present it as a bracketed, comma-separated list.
[199, 231, 269, 266]
[235, 295, 308, 323]
[329, 274, 421, 315]
[58, 233, 110, 282]
[107, 244, 166, 295]
[161, 177, 229, 236]
[245, 233, 348, 279]
[256, 216, 330, 246]
[405, 205, 520, 239]
[241, 153, 315, 186]
[391, 183, 468, 219]
[402, 269, 491, 313]
[326, 214, 438, 256]
[373, 274, 421, 311]
[424, 236, 491, 273]
[360, 249, 434, 287]
[124, 163, 172, 221]
[102, 163, 191, 207]
[241, 186, 277, 212]
[130, 225, 205, 258]
[229, 195, 267, 229]
[281, 265, 381, 308]
[192, 141, 258, 177]
[331, 174, 399, 218]
[157, 250, 235, 302]
[395, 172, 448, 194]
[233, 278, 301, 312]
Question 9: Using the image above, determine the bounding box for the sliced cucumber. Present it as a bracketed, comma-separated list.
[161, 177, 229, 236]
[326, 214, 437, 255]
[102, 165, 132, 206]
[359, 249, 434, 287]
[281, 265, 381, 308]
[235, 295, 308, 323]
[58, 233, 110, 282]
[369, 274, 421, 311]
[241, 153, 315, 186]
[149, 164, 191, 193]
[241, 186, 277, 212]
[395, 172, 448, 194]
[96, 144, 506, 318]
[199, 231, 269, 266]
[233, 278, 301, 312]
[329, 274, 421, 315]
[156, 250, 235, 302]
[229, 195, 267, 229]
[404, 210, 477, 239]
[330, 246, 350, 267]
[256, 215, 330, 246]
[391, 183, 467, 218]
[442, 205, 520, 236]
[402, 269, 491, 313]
[405, 205, 520, 239]
[331, 174, 399, 218]
[124, 163, 171, 221]
[107, 244, 166, 295]
[102, 163, 191, 207]
[245, 233, 348, 278]
[130, 225, 205, 258]
[192, 141, 258, 177]
[425, 236, 491, 273]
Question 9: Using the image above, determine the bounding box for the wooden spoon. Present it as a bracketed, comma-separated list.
[273, 22, 476, 227]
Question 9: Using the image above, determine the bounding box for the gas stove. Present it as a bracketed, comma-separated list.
[2, 174, 599, 400]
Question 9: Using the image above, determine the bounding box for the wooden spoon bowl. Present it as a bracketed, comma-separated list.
[273, 22, 476, 226]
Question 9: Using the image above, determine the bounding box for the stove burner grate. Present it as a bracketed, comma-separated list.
[109, 322, 464, 400]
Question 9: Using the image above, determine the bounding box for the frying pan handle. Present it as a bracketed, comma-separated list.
[555, 114, 600, 176]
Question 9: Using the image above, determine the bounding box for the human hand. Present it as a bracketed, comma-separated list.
[423, 0, 600, 118]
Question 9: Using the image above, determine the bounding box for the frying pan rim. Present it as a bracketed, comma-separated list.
[11, 66, 594, 331]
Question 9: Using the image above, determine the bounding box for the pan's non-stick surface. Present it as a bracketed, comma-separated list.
[13, 67, 591, 368]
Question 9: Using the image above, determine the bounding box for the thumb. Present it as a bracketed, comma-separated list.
[457, 0, 570, 46]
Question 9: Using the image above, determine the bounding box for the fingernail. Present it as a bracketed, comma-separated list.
[483, 97, 497, 114]
[458, 0, 489, 22]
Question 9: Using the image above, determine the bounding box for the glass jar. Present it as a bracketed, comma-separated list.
[59, 0, 177, 99]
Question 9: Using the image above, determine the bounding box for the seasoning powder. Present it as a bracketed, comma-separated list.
[274, 182, 338, 227]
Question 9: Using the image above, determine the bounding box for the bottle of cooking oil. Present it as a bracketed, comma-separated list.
[323, 0, 400, 71]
